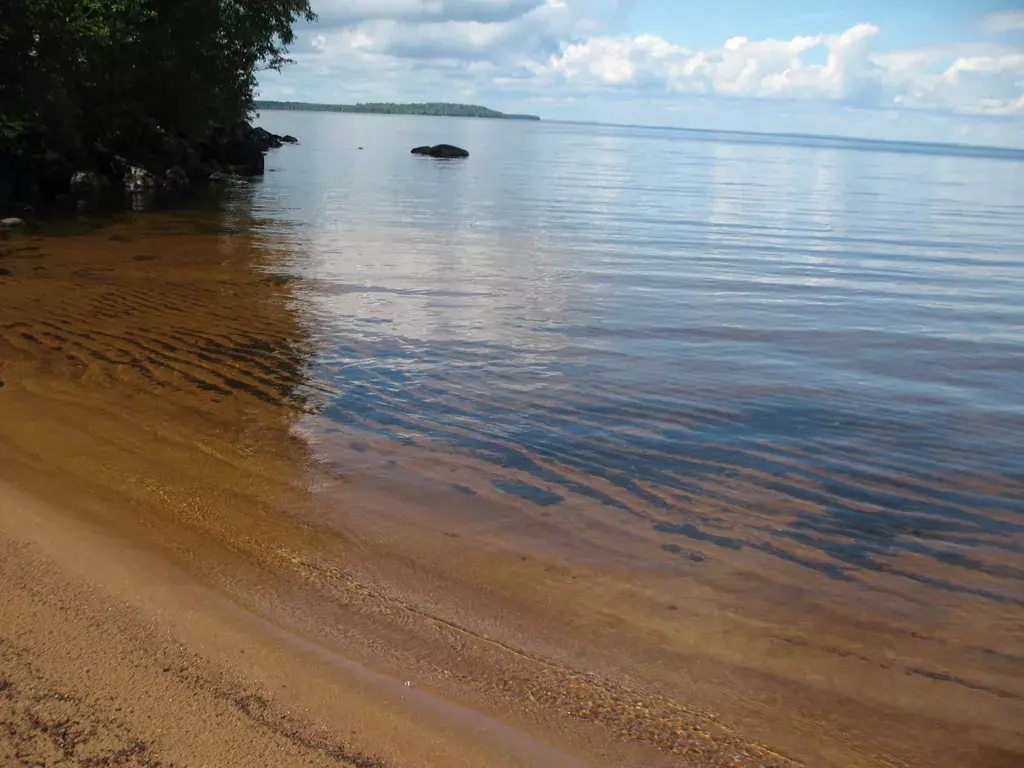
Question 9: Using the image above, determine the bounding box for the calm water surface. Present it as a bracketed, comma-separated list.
[247, 111, 1024, 607]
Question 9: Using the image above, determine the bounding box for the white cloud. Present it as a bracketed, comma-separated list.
[537, 23, 1024, 117]
[538, 24, 888, 105]
[310, 0, 547, 27]
[879, 48, 1024, 115]
[548, 35, 685, 85]
[945, 53, 1024, 79]
[980, 11, 1024, 35]
[288, 0, 594, 64]
[258, 3, 1024, 145]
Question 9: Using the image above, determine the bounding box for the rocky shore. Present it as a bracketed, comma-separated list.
[0, 121, 297, 217]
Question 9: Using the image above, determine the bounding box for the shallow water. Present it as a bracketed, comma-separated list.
[3, 110, 1024, 766]
[243, 111, 1024, 608]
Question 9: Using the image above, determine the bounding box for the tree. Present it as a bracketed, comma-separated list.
[1, 0, 315, 204]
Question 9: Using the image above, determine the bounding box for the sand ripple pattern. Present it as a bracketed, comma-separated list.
[0, 221, 314, 421]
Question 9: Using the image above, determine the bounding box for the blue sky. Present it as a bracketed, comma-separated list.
[620, 1, 1011, 48]
[258, 1, 1024, 147]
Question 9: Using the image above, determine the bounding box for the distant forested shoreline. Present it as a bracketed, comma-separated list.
[255, 101, 541, 121]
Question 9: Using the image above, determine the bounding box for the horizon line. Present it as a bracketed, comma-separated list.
[255, 100, 1024, 156]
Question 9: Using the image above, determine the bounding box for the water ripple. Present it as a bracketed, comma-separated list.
[248, 112, 1024, 606]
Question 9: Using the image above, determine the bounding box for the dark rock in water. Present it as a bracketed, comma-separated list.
[3, 118, 297, 214]
[182, 146, 211, 182]
[227, 156, 265, 176]
[201, 121, 279, 175]
[32, 150, 73, 198]
[150, 126, 189, 167]
[251, 125, 282, 150]
[164, 165, 190, 190]
[109, 155, 131, 183]
[93, 143, 123, 182]
[411, 144, 469, 158]
[219, 141, 265, 175]
[69, 171, 110, 196]
[431, 144, 469, 158]
[124, 165, 160, 192]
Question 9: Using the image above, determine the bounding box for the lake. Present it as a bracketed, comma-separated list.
[252, 110, 1024, 606]
[3, 109, 1022, 766]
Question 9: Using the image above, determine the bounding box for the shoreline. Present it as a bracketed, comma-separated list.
[0, 478, 598, 768]
[2, 215, 1022, 767]
[0, 121, 293, 220]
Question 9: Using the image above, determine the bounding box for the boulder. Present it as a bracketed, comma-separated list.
[251, 126, 283, 150]
[109, 154, 130, 182]
[197, 122, 291, 178]
[226, 152, 265, 176]
[31, 150, 73, 197]
[182, 147, 207, 179]
[431, 144, 469, 158]
[93, 143, 124, 182]
[411, 144, 469, 159]
[150, 127, 189, 167]
[165, 165, 190, 190]
[69, 171, 110, 196]
[217, 136, 265, 175]
[124, 165, 160, 191]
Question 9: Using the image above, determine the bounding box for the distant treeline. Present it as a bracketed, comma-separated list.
[255, 101, 541, 120]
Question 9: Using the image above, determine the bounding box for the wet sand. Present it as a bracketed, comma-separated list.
[1, 216, 1022, 767]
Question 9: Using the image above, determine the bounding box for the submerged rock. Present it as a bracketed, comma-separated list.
[411, 144, 469, 158]
[281, 135, 299, 143]
[1, 217, 25, 227]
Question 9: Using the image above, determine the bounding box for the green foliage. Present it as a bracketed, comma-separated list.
[0, 0, 316, 158]
[254, 101, 541, 120]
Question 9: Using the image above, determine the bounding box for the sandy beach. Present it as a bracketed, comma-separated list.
[1, 217, 1021, 768]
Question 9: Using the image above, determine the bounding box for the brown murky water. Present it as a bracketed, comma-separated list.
[1, 114, 1023, 768]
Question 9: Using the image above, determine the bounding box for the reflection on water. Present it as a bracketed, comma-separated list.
[9, 111, 1017, 615]
[242, 111, 1024, 614]
[3, 112, 1023, 764]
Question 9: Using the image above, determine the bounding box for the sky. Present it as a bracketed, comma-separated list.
[257, 1, 1024, 147]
